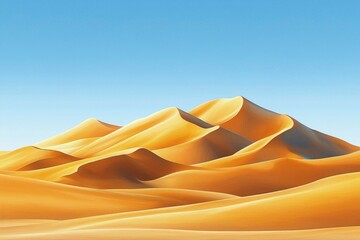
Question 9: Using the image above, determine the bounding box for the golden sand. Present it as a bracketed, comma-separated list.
[1, 96, 359, 239]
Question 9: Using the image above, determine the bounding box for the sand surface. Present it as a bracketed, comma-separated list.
[1, 96, 359, 239]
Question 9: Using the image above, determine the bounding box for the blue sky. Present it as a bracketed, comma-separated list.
[0, 0, 359, 150]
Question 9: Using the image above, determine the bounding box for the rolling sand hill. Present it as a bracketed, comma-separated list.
[0, 96, 359, 240]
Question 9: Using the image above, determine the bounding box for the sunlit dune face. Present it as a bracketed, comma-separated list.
[1, 96, 359, 240]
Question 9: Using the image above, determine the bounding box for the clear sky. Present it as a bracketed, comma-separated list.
[0, 0, 359, 150]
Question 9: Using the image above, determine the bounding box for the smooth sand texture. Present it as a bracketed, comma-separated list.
[1, 96, 359, 239]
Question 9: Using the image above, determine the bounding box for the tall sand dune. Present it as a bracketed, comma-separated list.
[1, 96, 359, 239]
[73, 107, 250, 164]
[192, 97, 357, 162]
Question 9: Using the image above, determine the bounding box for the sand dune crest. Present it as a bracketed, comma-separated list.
[1, 96, 359, 239]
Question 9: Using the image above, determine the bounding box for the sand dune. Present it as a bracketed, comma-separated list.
[0, 146, 78, 171]
[1, 96, 359, 239]
[150, 151, 360, 196]
[0, 173, 234, 220]
[190, 96, 288, 141]
[73, 107, 250, 164]
[11, 172, 355, 232]
[38, 137, 100, 154]
[191, 97, 357, 160]
[4, 148, 195, 188]
[104, 172, 360, 231]
[2, 172, 360, 237]
[60, 148, 195, 188]
[197, 122, 358, 168]
[36, 118, 119, 148]
[71, 108, 215, 157]
[153, 126, 251, 164]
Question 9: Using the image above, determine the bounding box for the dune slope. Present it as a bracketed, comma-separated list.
[1, 96, 359, 239]
[36, 118, 120, 148]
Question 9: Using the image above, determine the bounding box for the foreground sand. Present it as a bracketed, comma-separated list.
[1, 96, 359, 239]
[3, 227, 360, 240]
